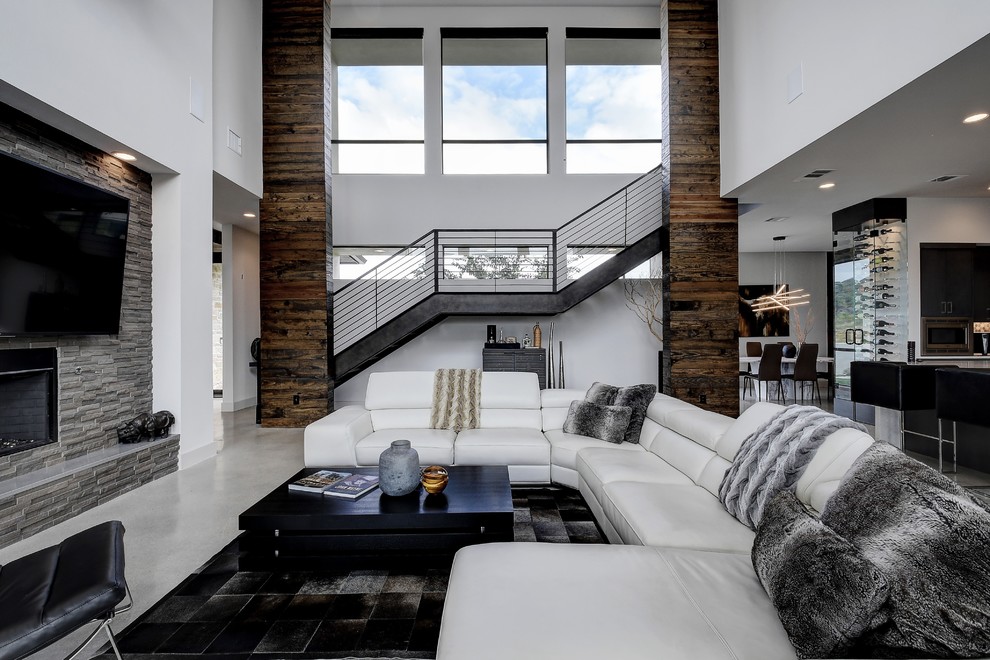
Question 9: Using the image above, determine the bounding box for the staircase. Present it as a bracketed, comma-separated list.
[333, 166, 664, 385]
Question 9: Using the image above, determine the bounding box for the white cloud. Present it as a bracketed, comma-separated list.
[566, 65, 662, 140]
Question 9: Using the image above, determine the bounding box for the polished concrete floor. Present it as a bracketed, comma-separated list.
[2, 403, 305, 660]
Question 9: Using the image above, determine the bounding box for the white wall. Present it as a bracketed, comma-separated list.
[222, 225, 262, 411]
[0, 0, 237, 466]
[213, 0, 263, 197]
[334, 281, 661, 407]
[906, 198, 990, 347]
[738, 252, 829, 354]
[719, 0, 990, 195]
[331, 4, 660, 244]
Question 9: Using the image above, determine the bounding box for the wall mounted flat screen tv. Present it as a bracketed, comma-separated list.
[0, 151, 130, 335]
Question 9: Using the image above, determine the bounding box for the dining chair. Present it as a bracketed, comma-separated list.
[757, 343, 785, 403]
[740, 342, 763, 397]
[783, 343, 820, 404]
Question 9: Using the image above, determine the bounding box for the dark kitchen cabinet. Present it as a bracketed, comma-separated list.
[483, 348, 546, 389]
[974, 247, 990, 322]
[920, 247, 973, 317]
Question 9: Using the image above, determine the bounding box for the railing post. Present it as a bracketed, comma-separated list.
[434, 232, 440, 293]
[624, 188, 628, 247]
[552, 229, 558, 293]
[374, 273, 379, 328]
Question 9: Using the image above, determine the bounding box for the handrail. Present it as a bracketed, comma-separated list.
[333, 164, 662, 353]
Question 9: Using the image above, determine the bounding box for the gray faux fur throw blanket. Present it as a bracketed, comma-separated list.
[821, 442, 990, 657]
[430, 368, 482, 432]
[719, 405, 865, 529]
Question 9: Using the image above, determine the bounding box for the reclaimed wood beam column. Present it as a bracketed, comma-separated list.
[660, 0, 739, 415]
[260, 0, 333, 426]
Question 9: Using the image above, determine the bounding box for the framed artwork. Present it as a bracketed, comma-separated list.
[739, 285, 790, 337]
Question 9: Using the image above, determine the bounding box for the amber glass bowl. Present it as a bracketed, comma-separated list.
[421, 465, 449, 495]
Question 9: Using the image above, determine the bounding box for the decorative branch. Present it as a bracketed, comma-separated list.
[792, 306, 815, 344]
[623, 266, 663, 344]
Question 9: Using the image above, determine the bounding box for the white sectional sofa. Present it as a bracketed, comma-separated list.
[305, 370, 884, 659]
[305, 371, 551, 482]
[435, 389, 878, 660]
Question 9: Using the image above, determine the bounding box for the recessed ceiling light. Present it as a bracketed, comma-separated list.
[374, 249, 387, 253]
[819, 182, 836, 189]
[765, 217, 789, 223]
[112, 152, 136, 161]
[243, 212, 256, 218]
[963, 112, 989, 124]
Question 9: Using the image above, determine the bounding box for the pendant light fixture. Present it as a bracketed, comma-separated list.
[751, 236, 810, 311]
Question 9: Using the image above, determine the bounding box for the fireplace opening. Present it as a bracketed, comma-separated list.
[0, 348, 57, 458]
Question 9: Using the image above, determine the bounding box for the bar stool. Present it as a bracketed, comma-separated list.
[850, 361, 954, 464]
[935, 368, 990, 474]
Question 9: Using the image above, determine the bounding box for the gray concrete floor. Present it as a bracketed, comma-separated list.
[1, 403, 304, 659]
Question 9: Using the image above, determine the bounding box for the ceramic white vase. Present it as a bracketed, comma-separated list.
[378, 439, 420, 496]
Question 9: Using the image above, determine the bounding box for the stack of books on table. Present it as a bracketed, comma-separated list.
[287, 470, 380, 500]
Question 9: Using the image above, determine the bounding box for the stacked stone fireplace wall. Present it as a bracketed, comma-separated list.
[0, 103, 175, 546]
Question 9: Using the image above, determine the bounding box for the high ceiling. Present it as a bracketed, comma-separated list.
[730, 33, 990, 253]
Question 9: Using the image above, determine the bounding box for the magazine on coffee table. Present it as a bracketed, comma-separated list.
[324, 474, 380, 500]
[287, 470, 351, 494]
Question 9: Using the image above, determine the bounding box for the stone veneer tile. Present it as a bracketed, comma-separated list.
[0, 102, 172, 545]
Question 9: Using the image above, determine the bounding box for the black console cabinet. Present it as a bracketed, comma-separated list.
[483, 348, 546, 389]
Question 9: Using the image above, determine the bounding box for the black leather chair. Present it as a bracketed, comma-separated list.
[0, 521, 131, 660]
[740, 341, 762, 398]
[757, 343, 785, 403]
[850, 361, 956, 470]
[936, 368, 990, 475]
[783, 343, 820, 404]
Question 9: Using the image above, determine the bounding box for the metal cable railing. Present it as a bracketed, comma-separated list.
[333, 164, 662, 353]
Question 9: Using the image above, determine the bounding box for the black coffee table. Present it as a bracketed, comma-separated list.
[238, 465, 513, 569]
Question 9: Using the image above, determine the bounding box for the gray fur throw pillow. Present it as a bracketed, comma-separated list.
[585, 382, 657, 443]
[563, 400, 632, 444]
[820, 442, 990, 658]
[753, 491, 889, 659]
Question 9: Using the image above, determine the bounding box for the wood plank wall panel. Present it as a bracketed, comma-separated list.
[260, 0, 333, 426]
[660, 0, 740, 416]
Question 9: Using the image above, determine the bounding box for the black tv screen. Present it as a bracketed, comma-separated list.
[0, 152, 130, 335]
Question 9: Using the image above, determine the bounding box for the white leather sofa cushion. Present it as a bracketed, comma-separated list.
[540, 388, 585, 431]
[601, 481, 755, 552]
[795, 427, 874, 513]
[576, 446, 692, 508]
[645, 393, 701, 426]
[354, 428, 456, 465]
[478, 409, 543, 431]
[365, 371, 435, 410]
[716, 402, 785, 461]
[453, 428, 550, 466]
[662, 408, 733, 452]
[437, 543, 795, 660]
[544, 429, 645, 472]
[369, 408, 431, 431]
[648, 425, 717, 484]
[480, 372, 541, 409]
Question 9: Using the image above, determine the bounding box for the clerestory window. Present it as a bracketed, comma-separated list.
[441, 28, 548, 174]
[331, 28, 425, 174]
[565, 28, 662, 174]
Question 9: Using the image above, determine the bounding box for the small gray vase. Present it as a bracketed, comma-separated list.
[378, 439, 420, 496]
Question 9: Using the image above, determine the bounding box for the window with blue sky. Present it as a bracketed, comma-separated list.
[331, 29, 425, 174]
[566, 29, 662, 174]
[442, 28, 548, 174]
